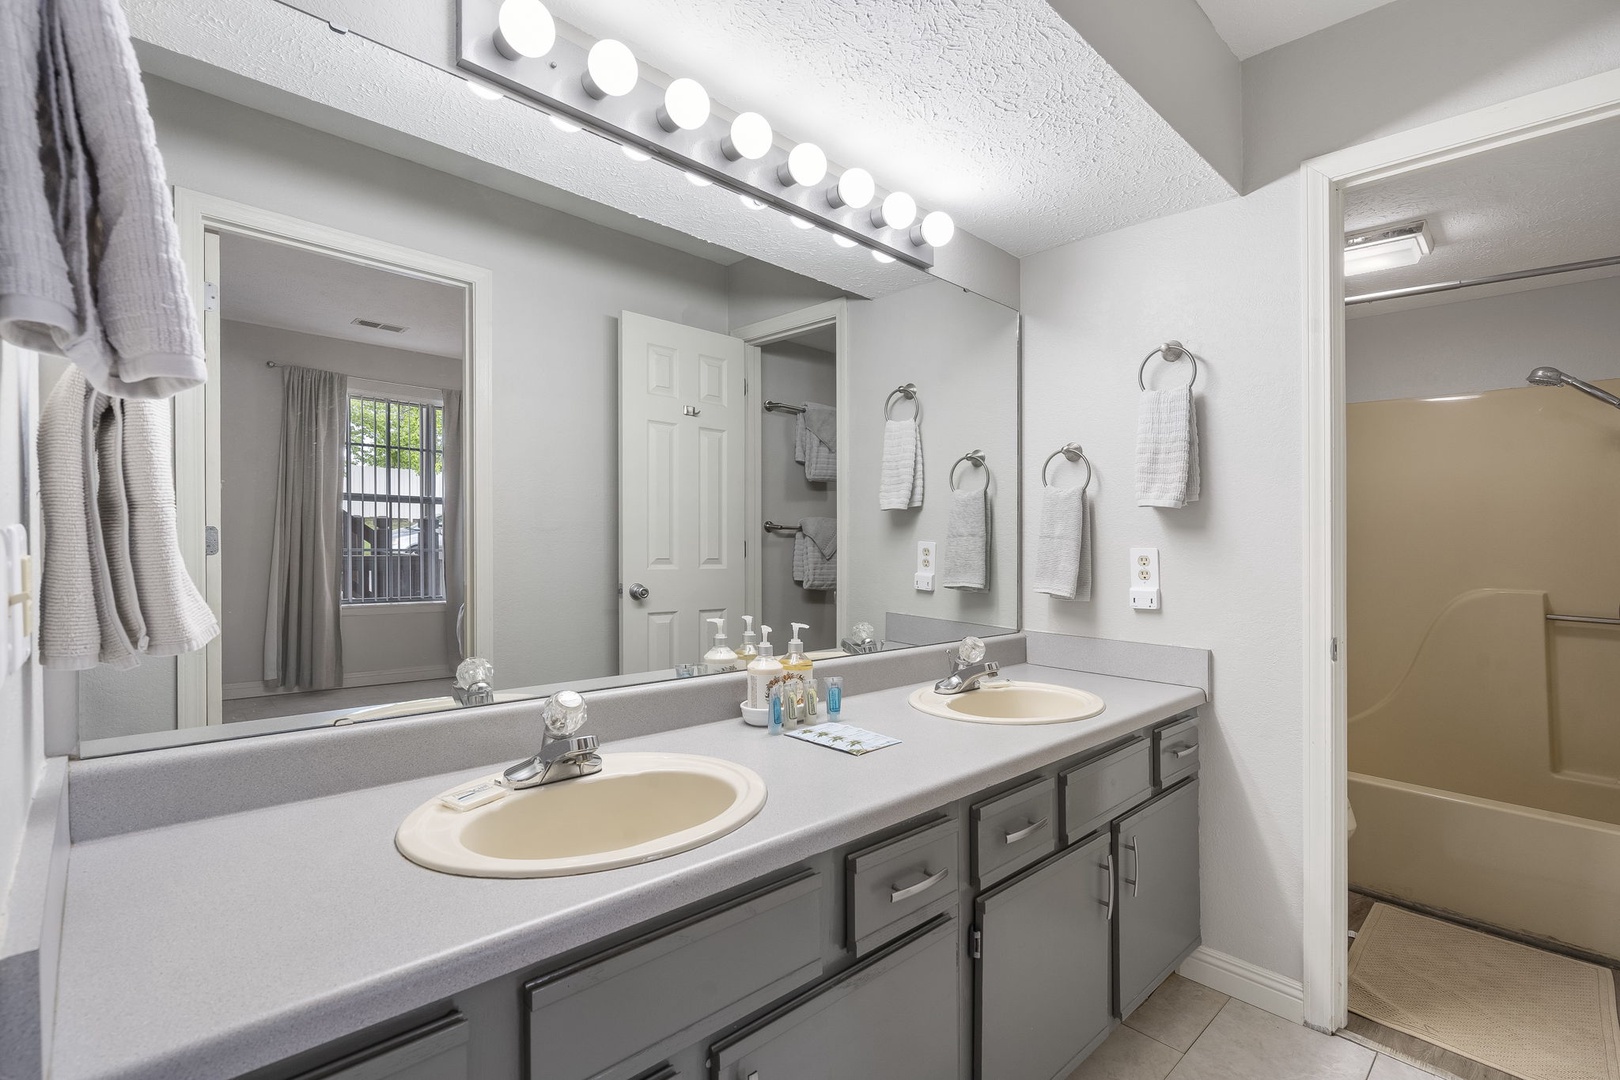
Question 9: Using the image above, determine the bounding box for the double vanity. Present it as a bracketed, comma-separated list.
[48, 647, 1206, 1080]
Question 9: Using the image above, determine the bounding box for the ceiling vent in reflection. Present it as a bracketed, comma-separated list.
[350, 318, 409, 334]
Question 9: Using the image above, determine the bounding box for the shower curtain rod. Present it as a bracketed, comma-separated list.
[1346, 254, 1620, 305]
[1546, 612, 1620, 626]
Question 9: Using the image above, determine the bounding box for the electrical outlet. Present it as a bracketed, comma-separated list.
[1129, 547, 1162, 611]
[915, 541, 936, 591]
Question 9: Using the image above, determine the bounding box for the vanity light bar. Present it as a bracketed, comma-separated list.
[456, 0, 950, 268]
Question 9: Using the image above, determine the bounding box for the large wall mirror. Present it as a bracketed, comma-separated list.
[66, 73, 1020, 755]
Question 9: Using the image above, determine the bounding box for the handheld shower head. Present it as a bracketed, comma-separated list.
[1525, 366, 1620, 410]
[1526, 366, 1567, 386]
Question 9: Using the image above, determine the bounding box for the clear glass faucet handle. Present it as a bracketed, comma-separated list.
[455, 656, 494, 689]
[958, 636, 986, 664]
[544, 690, 587, 736]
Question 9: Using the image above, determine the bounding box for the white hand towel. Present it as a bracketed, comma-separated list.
[794, 403, 837, 482]
[941, 488, 989, 591]
[1135, 387, 1201, 508]
[879, 418, 924, 510]
[1, 0, 205, 400]
[37, 369, 218, 669]
[1032, 485, 1091, 601]
[792, 516, 838, 590]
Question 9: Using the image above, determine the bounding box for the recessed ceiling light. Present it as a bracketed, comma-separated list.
[1344, 220, 1432, 277]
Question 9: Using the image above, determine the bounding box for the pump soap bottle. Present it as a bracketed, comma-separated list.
[747, 625, 784, 711]
[704, 618, 739, 674]
[783, 623, 816, 717]
[735, 616, 759, 666]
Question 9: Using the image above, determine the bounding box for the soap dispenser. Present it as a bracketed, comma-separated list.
[746, 625, 784, 711]
[782, 623, 816, 715]
[704, 617, 739, 674]
[735, 615, 759, 666]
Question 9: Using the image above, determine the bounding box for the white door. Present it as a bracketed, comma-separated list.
[619, 312, 748, 673]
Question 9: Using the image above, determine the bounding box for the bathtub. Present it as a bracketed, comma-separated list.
[1349, 772, 1620, 961]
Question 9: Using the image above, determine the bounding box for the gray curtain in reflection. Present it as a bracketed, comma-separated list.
[440, 387, 465, 668]
[263, 365, 346, 690]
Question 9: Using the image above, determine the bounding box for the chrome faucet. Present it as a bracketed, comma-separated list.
[452, 656, 495, 708]
[934, 637, 1000, 695]
[501, 690, 603, 789]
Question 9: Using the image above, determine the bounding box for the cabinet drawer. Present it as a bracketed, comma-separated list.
[1061, 737, 1152, 844]
[847, 817, 960, 957]
[290, 1013, 467, 1080]
[971, 775, 1058, 889]
[526, 870, 824, 1080]
[1154, 715, 1200, 788]
[710, 915, 959, 1080]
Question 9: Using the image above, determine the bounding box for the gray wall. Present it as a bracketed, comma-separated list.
[142, 77, 733, 694]
[758, 341, 836, 651]
[1347, 276, 1620, 402]
[845, 281, 1020, 639]
[219, 321, 463, 696]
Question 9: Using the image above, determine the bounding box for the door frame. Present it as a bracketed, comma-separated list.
[1298, 67, 1620, 1031]
[170, 188, 495, 726]
[732, 300, 850, 642]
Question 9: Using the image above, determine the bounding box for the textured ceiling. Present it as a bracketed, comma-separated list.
[542, 0, 1236, 257]
[1343, 115, 1620, 297]
[1192, 0, 1400, 60]
[220, 234, 466, 358]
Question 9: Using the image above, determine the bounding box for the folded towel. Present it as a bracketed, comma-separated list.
[941, 487, 989, 591]
[0, 0, 205, 400]
[879, 418, 924, 510]
[1135, 387, 1201, 508]
[1032, 484, 1091, 601]
[794, 402, 837, 482]
[37, 369, 218, 669]
[793, 516, 838, 590]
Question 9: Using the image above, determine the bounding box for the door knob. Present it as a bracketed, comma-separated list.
[628, 583, 650, 601]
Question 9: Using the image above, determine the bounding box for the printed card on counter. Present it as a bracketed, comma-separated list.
[784, 722, 900, 756]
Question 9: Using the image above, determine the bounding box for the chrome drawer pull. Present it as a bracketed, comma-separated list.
[1170, 744, 1197, 759]
[890, 866, 949, 904]
[1003, 818, 1048, 845]
[1102, 853, 1115, 922]
[1123, 837, 1140, 897]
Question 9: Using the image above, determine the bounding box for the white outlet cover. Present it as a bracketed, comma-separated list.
[917, 541, 937, 573]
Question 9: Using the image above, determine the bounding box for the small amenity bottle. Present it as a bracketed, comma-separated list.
[704, 617, 739, 674]
[735, 615, 759, 666]
[747, 626, 784, 710]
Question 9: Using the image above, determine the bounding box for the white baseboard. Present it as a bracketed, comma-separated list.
[1179, 946, 1305, 1025]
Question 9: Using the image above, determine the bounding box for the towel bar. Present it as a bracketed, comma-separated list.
[764, 400, 806, 414]
[1137, 341, 1200, 391]
[763, 521, 803, 534]
[1042, 443, 1092, 492]
[949, 450, 987, 491]
[884, 383, 921, 421]
[1546, 611, 1620, 626]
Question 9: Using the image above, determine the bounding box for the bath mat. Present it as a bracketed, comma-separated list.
[1349, 903, 1620, 1080]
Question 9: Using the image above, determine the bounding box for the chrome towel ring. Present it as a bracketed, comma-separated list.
[885, 382, 921, 420]
[1042, 443, 1092, 492]
[949, 449, 987, 491]
[1137, 341, 1200, 391]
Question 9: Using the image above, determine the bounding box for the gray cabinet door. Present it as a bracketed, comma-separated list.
[975, 834, 1113, 1080]
[288, 1013, 467, 1080]
[1115, 779, 1200, 1018]
[709, 916, 960, 1080]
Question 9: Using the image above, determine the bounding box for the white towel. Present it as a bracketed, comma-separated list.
[879, 418, 924, 510]
[37, 369, 218, 669]
[1032, 485, 1091, 601]
[0, 0, 205, 400]
[941, 488, 989, 591]
[1135, 387, 1201, 508]
[792, 516, 838, 590]
[794, 403, 836, 483]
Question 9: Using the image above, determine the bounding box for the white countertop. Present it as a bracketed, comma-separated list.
[50, 664, 1204, 1080]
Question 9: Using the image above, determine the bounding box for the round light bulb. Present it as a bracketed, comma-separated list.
[833, 234, 858, 248]
[684, 171, 713, 187]
[548, 114, 581, 133]
[872, 250, 896, 263]
[657, 78, 710, 132]
[827, 167, 874, 210]
[582, 39, 637, 98]
[621, 145, 651, 162]
[466, 79, 504, 102]
[492, 0, 555, 59]
[777, 143, 827, 187]
[914, 210, 955, 247]
[722, 112, 773, 161]
[871, 191, 917, 230]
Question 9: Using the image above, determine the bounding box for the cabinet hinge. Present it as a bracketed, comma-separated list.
[970, 928, 982, 959]
[203, 281, 219, 312]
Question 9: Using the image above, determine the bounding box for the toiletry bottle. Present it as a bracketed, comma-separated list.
[747, 626, 784, 710]
[704, 617, 738, 674]
[735, 615, 759, 666]
[783, 623, 816, 716]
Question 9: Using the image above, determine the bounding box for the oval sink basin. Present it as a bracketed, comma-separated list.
[396, 752, 767, 878]
[908, 681, 1105, 725]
